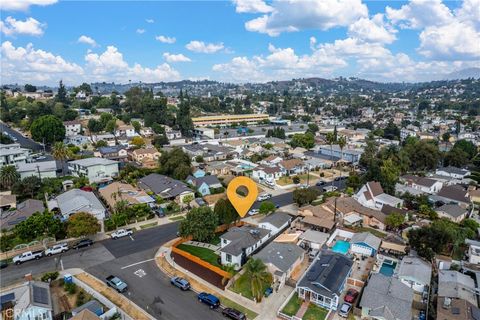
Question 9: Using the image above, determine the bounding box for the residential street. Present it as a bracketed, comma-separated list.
[0, 122, 44, 151]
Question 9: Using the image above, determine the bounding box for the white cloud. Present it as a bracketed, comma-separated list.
[1, 41, 83, 84]
[386, 0, 452, 29]
[232, 0, 273, 13]
[309, 37, 317, 50]
[77, 35, 97, 47]
[136, 28, 145, 34]
[85, 46, 180, 82]
[155, 35, 176, 44]
[0, 17, 45, 36]
[243, 0, 368, 36]
[348, 14, 396, 44]
[146, 19, 154, 23]
[163, 52, 191, 63]
[186, 40, 224, 53]
[1, 0, 57, 11]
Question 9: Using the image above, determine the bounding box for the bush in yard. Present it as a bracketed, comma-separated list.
[41, 271, 59, 282]
[259, 201, 276, 215]
[292, 176, 300, 184]
[293, 188, 320, 206]
[179, 206, 219, 242]
[64, 282, 77, 294]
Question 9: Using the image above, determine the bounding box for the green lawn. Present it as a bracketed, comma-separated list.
[281, 295, 302, 316]
[351, 226, 387, 239]
[169, 215, 185, 221]
[176, 244, 221, 267]
[303, 304, 328, 320]
[220, 296, 258, 320]
[229, 272, 270, 301]
[139, 222, 158, 229]
[277, 174, 311, 186]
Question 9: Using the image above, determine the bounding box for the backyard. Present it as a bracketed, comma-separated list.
[176, 243, 221, 267]
[303, 303, 328, 320]
[281, 294, 302, 316]
[229, 271, 271, 301]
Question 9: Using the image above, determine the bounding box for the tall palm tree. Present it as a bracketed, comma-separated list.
[243, 258, 272, 302]
[337, 135, 347, 178]
[0, 165, 20, 190]
[52, 142, 71, 176]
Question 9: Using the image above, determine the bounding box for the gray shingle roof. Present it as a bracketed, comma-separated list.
[260, 212, 291, 229]
[360, 273, 413, 320]
[69, 157, 118, 167]
[438, 270, 476, 305]
[220, 226, 270, 256]
[397, 256, 432, 286]
[297, 251, 353, 299]
[138, 173, 193, 198]
[56, 189, 105, 216]
[253, 242, 304, 273]
[436, 204, 468, 218]
[351, 232, 381, 250]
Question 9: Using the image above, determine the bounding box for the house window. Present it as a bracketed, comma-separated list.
[223, 239, 227, 245]
[324, 297, 331, 305]
[226, 254, 232, 263]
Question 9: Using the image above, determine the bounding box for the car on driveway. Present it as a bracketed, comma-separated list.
[222, 307, 246, 320]
[344, 288, 359, 303]
[338, 302, 352, 318]
[72, 239, 93, 250]
[170, 276, 190, 291]
[197, 292, 220, 309]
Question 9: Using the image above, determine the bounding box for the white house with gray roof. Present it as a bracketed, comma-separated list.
[438, 270, 477, 306]
[435, 204, 469, 223]
[138, 173, 194, 204]
[0, 281, 53, 320]
[17, 160, 58, 179]
[360, 273, 413, 320]
[397, 255, 432, 293]
[436, 166, 471, 180]
[68, 158, 119, 183]
[48, 188, 106, 220]
[297, 251, 353, 311]
[219, 226, 270, 270]
[258, 212, 292, 236]
[254, 242, 305, 289]
[350, 232, 381, 257]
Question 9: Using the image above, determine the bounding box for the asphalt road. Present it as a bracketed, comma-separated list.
[0, 122, 44, 151]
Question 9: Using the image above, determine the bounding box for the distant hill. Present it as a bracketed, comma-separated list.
[444, 68, 480, 80]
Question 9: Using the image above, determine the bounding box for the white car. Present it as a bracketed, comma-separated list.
[45, 243, 69, 256]
[248, 209, 259, 215]
[111, 229, 133, 239]
[338, 302, 352, 318]
[323, 185, 338, 192]
[257, 193, 272, 201]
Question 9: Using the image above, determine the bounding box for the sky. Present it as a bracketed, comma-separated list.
[1, 0, 479, 85]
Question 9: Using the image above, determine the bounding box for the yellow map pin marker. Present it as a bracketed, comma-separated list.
[227, 176, 259, 218]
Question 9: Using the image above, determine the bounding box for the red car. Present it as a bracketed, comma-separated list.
[344, 289, 359, 303]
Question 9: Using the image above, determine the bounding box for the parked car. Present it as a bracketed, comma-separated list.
[170, 276, 190, 291]
[323, 185, 338, 192]
[264, 287, 273, 297]
[197, 292, 220, 309]
[338, 302, 352, 318]
[45, 243, 69, 256]
[257, 193, 272, 201]
[222, 307, 246, 320]
[106, 275, 128, 293]
[298, 184, 309, 189]
[0, 260, 8, 269]
[110, 228, 133, 239]
[72, 239, 93, 250]
[316, 181, 326, 186]
[13, 250, 43, 265]
[344, 288, 359, 303]
[154, 208, 166, 217]
[248, 209, 259, 215]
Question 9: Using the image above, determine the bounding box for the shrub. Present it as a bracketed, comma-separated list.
[41, 271, 59, 282]
[64, 282, 77, 294]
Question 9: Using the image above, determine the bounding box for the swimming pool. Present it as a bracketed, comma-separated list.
[379, 259, 397, 277]
[332, 240, 350, 255]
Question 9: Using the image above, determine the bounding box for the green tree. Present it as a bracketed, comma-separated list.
[383, 120, 400, 140]
[214, 198, 239, 225]
[176, 99, 193, 137]
[0, 165, 20, 190]
[259, 201, 276, 215]
[12, 176, 42, 199]
[307, 123, 319, 134]
[337, 135, 347, 162]
[131, 120, 141, 133]
[0, 133, 13, 144]
[52, 142, 72, 176]
[444, 147, 469, 167]
[178, 206, 219, 242]
[346, 171, 362, 191]
[56, 80, 69, 104]
[290, 132, 315, 149]
[326, 132, 336, 161]
[385, 212, 404, 229]
[293, 188, 320, 206]
[131, 136, 145, 148]
[66, 212, 100, 238]
[453, 139, 476, 160]
[87, 119, 103, 133]
[243, 258, 272, 302]
[404, 140, 440, 171]
[158, 148, 191, 180]
[30, 115, 66, 144]
[24, 84, 37, 92]
[379, 158, 400, 195]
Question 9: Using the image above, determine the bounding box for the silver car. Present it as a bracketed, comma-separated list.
[338, 302, 352, 318]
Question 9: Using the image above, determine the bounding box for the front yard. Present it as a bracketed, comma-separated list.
[229, 271, 271, 301]
[176, 244, 221, 267]
[302, 304, 328, 320]
[281, 294, 302, 316]
[277, 174, 312, 186]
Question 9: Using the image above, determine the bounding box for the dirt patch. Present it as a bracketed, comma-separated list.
[75, 273, 150, 320]
[171, 251, 225, 289]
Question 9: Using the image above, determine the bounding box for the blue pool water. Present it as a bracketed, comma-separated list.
[332, 240, 350, 255]
[379, 259, 397, 277]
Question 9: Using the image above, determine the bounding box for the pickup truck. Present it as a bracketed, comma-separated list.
[13, 250, 43, 265]
[257, 193, 272, 201]
[110, 229, 133, 239]
[106, 275, 128, 293]
[45, 243, 69, 256]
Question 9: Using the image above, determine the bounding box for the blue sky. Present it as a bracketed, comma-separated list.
[1, 0, 478, 85]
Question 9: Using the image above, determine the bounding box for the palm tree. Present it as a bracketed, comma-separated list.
[52, 142, 71, 176]
[243, 258, 272, 302]
[337, 135, 347, 178]
[0, 165, 20, 190]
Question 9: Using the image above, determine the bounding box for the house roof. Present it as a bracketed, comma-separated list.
[220, 226, 270, 256]
[133, 147, 160, 155]
[302, 215, 335, 230]
[97, 145, 126, 154]
[437, 185, 470, 204]
[253, 242, 304, 273]
[298, 251, 353, 299]
[436, 204, 468, 218]
[360, 273, 413, 320]
[279, 158, 303, 170]
[323, 197, 387, 224]
[381, 204, 408, 216]
[401, 174, 438, 188]
[72, 300, 103, 316]
[69, 157, 118, 167]
[397, 255, 432, 285]
[17, 160, 58, 173]
[55, 189, 105, 216]
[0, 281, 52, 313]
[436, 297, 480, 320]
[190, 175, 222, 188]
[259, 212, 291, 229]
[0, 194, 16, 207]
[437, 166, 470, 176]
[366, 181, 384, 197]
[70, 310, 101, 320]
[0, 199, 45, 231]
[351, 232, 381, 250]
[138, 173, 193, 198]
[438, 270, 477, 305]
[99, 182, 153, 209]
[299, 229, 329, 245]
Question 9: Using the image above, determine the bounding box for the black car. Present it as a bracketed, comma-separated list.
[316, 181, 326, 186]
[222, 307, 246, 320]
[0, 260, 8, 269]
[72, 239, 94, 249]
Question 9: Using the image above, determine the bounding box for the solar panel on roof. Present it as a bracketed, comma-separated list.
[32, 286, 49, 305]
[0, 293, 15, 304]
[451, 307, 460, 315]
